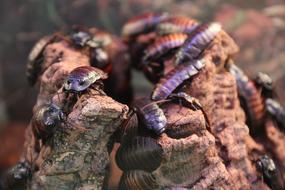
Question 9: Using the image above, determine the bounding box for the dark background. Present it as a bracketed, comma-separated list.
[0, 0, 284, 171]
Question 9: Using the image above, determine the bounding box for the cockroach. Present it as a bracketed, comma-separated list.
[256, 155, 284, 190]
[90, 48, 110, 71]
[152, 59, 205, 101]
[116, 136, 163, 172]
[156, 16, 199, 35]
[63, 66, 108, 93]
[119, 170, 159, 190]
[265, 98, 285, 133]
[26, 35, 55, 86]
[0, 161, 32, 190]
[71, 31, 91, 47]
[175, 22, 221, 65]
[254, 72, 274, 98]
[32, 103, 66, 141]
[142, 33, 188, 64]
[227, 62, 265, 131]
[122, 12, 169, 37]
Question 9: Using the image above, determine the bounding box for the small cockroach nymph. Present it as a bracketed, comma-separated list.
[156, 16, 199, 35]
[32, 103, 66, 141]
[265, 98, 285, 133]
[254, 72, 274, 98]
[115, 136, 163, 172]
[152, 59, 205, 101]
[63, 66, 108, 94]
[175, 22, 221, 65]
[26, 35, 55, 86]
[0, 161, 32, 190]
[122, 12, 169, 37]
[142, 33, 188, 64]
[227, 62, 265, 131]
[256, 155, 283, 190]
[90, 48, 109, 70]
[119, 170, 159, 190]
[71, 31, 91, 47]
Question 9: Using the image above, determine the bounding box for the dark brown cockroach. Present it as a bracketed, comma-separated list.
[175, 22, 221, 65]
[142, 33, 188, 64]
[32, 103, 66, 141]
[256, 155, 284, 190]
[227, 63, 266, 131]
[122, 12, 169, 37]
[63, 66, 108, 94]
[26, 35, 55, 86]
[71, 30, 91, 47]
[116, 136, 163, 172]
[151, 59, 205, 101]
[156, 16, 199, 35]
[0, 161, 32, 190]
[254, 72, 274, 98]
[119, 170, 159, 190]
[265, 98, 285, 133]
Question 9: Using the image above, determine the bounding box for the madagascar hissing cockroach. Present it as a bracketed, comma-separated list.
[116, 136, 163, 172]
[256, 155, 284, 190]
[119, 170, 158, 190]
[175, 22, 221, 65]
[32, 103, 66, 141]
[26, 35, 55, 86]
[265, 98, 285, 133]
[156, 16, 198, 35]
[151, 59, 205, 101]
[122, 12, 169, 37]
[0, 161, 32, 190]
[254, 72, 274, 98]
[63, 66, 108, 94]
[142, 33, 188, 64]
[226, 62, 265, 131]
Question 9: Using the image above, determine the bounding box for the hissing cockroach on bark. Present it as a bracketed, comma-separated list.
[119, 170, 158, 190]
[122, 12, 169, 37]
[227, 62, 265, 131]
[115, 136, 163, 172]
[26, 35, 55, 86]
[142, 33, 188, 64]
[152, 59, 205, 101]
[0, 161, 32, 190]
[63, 66, 108, 94]
[32, 104, 65, 141]
[175, 22, 221, 65]
[265, 98, 285, 133]
[254, 72, 274, 98]
[156, 16, 199, 35]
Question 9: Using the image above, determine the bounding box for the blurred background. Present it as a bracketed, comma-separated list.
[0, 0, 284, 173]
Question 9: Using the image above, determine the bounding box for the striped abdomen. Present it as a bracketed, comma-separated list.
[175, 23, 221, 65]
[152, 59, 205, 101]
[143, 33, 188, 63]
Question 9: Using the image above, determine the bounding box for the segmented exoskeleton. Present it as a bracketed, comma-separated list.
[254, 72, 274, 98]
[175, 22, 221, 65]
[122, 12, 169, 37]
[152, 59, 205, 101]
[265, 98, 285, 133]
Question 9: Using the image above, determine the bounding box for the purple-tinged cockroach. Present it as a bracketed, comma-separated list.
[32, 103, 66, 141]
[142, 33, 188, 64]
[151, 59, 205, 101]
[122, 12, 169, 37]
[256, 155, 284, 190]
[254, 72, 274, 98]
[71, 31, 91, 47]
[26, 35, 55, 86]
[63, 66, 108, 93]
[265, 98, 285, 133]
[156, 16, 199, 35]
[116, 136, 163, 172]
[175, 22, 221, 65]
[0, 161, 32, 190]
[226, 62, 265, 131]
[119, 170, 158, 190]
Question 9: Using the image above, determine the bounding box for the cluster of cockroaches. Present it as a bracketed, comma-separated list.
[2, 12, 285, 189]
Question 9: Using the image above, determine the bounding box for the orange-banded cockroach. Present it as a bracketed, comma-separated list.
[151, 59, 205, 101]
[175, 22, 221, 65]
[122, 12, 169, 37]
